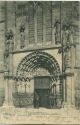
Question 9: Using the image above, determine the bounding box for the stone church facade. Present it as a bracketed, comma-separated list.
[0, 1, 79, 108]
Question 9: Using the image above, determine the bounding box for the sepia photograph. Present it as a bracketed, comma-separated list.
[0, 1, 80, 124]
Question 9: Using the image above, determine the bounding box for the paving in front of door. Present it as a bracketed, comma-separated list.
[0, 107, 80, 124]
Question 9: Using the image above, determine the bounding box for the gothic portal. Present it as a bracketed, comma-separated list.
[15, 51, 61, 108]
[0, 1, 79, 108]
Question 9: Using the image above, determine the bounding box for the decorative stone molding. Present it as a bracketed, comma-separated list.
[16, 51, 61, 82]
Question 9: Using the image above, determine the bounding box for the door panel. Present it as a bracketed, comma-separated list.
[34, 89, 50, 108]
[39, 89, 49, 107]
[34, 76, 50, 108]
[34, 76, 50, 89]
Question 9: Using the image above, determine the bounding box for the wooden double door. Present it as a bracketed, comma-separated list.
[34, 76, 50, 108]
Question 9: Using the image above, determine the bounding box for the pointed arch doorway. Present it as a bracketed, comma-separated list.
[16, 51, 62, 108]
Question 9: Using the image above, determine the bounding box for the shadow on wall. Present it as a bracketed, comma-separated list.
[0, 88, 5, 106]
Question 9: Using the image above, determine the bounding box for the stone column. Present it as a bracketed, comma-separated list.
[64, 76, 75, 108]
[29, 78, 34, 108]
[25, 9, 29, 46]
[70, 46, 76, 106]
[66, 75, 72, 106]
[64, 45, 76, 108]
[3, 73, 14, 106]
[64, 45, 76, 107]
[8, 53, 14, 106]
[29, 78, 34, 94]
[43, 7, 46, 44]
[34, 8, 37, 43]
[3, 76, 9, 106]
[8, 79, 14, 106]
[25, 78, 34, 108]
[3, 52, 14, 107]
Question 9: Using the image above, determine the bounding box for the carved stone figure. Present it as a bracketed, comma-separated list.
[5, 29, 14, 52]
[54, 20, 60, 44]
[19, 25, 25, 49]
[5, 29, 14, 41]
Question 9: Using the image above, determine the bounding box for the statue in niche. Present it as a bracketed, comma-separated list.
[58, 24, 74, 70]
[5, 29, 14, 52]
[68, 25, 74, 44]
[19, 24, 25, 49]
[62, 24, 74, 48]
[4, 56, 9, 72]
[62, 24, 74, 69]
[5, 29, 13, 41]
[4, 29, 14, 75]
[54, 20, 60, 45]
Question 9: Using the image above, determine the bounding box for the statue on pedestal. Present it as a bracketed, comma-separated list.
[19, 24, 25, 49]
[5, 29, 14, 52]
[53, 20, 60, 45]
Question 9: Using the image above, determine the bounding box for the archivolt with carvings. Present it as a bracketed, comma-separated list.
[16, 51, 61, 82]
